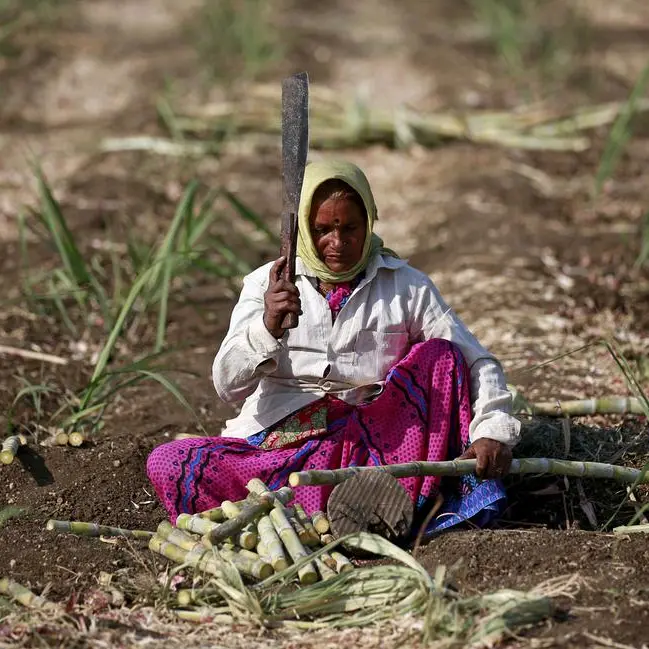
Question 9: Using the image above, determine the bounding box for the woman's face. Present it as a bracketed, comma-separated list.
[309, 196, 366, 274]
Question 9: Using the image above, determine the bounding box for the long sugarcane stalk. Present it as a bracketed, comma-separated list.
[1, 435, 26, 465]
[524, 397, 644, 417]
[289, 458, 649, 487]
[46, 519, 154, 539]
[0, 577, 56, 609]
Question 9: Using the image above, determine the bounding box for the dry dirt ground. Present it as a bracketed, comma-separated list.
[1, 0, 649, 647]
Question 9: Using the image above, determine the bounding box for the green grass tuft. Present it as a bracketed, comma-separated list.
[470, 0, 588, 88]
[190, 0, 281, 82]
[594, 62, 649, 198]
[14, 168, 272, 435]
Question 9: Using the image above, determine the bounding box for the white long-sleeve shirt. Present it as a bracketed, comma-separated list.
[213, 253, 521, 447]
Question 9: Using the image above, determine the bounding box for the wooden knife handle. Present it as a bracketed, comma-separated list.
[279, 212, 299, 331]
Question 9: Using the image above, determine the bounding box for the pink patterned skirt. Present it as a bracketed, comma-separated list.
[146, 339, 506, 532]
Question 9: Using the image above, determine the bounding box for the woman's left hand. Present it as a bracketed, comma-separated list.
[457, 438, 512, 480]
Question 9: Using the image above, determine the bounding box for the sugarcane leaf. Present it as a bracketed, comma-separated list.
[222, 190, 278, 243]
[146, 180, 200, 297]
[59, 402, 106, 428]
[595, 61, 649, 197]
[155, 256, 173, 352]
[12, 384, 55, 406]
[134, 370, 197, 418]
[34, 167, 93, 290]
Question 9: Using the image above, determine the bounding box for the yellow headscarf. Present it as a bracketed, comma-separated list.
[296, 160, 397, 283]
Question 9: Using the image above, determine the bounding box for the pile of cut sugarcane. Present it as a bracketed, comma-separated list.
[46, 479, 355, 607]
[35, 473, 579, 638]
[148, 478, 352, 589]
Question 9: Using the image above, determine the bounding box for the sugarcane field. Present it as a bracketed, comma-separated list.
[2, 0, 649, 647]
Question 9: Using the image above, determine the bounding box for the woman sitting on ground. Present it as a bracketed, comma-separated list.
[147, 160, 520, 533]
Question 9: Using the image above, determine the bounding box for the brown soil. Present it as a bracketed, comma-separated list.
[417, 530, 649, 646]
[1, 0, 649, 647]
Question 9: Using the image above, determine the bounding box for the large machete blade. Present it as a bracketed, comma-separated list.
[279, 72, 309, 328]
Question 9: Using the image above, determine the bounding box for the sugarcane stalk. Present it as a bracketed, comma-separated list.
[68, 431, 85, 447]
[256, 513, 289, 572]
[237, 523, 258, 550]
[218, 546, 273, 579]
[256, 539, 271, 565]
[320, 533, 336, 545]
[304, 547, 336, 580]
[0, 577, 56, 609]
[220, 500, 259, 549]
[1, 435, 26, 465]
[208, 495, 273, 545]
[524, 397, 645, 417]
[311, 511, 330, 534]
[176, 514, 219, 536]
[176, 587, 224, 606]
[174, 608, 233, 623]
[318, 549, 338, 573]
[245, 479, 313, 578]
[196, 498, 253, 522]
[331, 551, 354, 573]
[220, 500, 241, 519]
[284, 505, 310, 545]
[612, 523, 649, 535]
[268, 505, 318, 585]
[177, 589, 196, 606]
[245, 479, 294, 505]
[150, 535, 225, 578]
[294, 503, 320, 546]
[46, 519, 154, 539]
[55, 431, 69, 446]
[197, 506, 225, 522]
[289, 458, 649, 487]
[157, 521, 203, 552]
